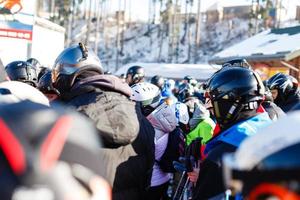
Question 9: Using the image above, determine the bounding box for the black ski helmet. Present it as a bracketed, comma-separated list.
[288, 75, 298, 92]
[0, 100, 105, 199]
[207, 67, 264, 127]
[26, 58, 41, 69]
[222, 58, 252, 69]
[51, 43, 103, 94]
[37, 70, 59, 95]
[126, 65, 145, 86]
[178, 83, 195, 102]
[263, 80, 273, 102]
[5, 61, 38, 87]
[267, 73, 294, 105]
[150, 75, 165, 90]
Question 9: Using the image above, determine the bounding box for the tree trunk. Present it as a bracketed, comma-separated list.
[193, 0, 201, 63]
[94, 0, 101, 53]
[85, 0, 92, 45]
[120, 0, 126, 56]
[181, 0, 189, 45]
[187, 0, 193, 63]
[167, 0, 174, 63]
[66, 0, 74, 46]
[157, 0, 164, 61]
[115, 0, 121, 72]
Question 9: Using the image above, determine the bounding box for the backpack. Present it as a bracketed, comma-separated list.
[156, 127, 185, 173]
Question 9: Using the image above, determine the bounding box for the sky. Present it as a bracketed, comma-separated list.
[95, 0, 300, 22]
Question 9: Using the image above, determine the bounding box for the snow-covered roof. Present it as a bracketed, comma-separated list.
[221, 0, 251, 7]
[115, 63, 220, 81]
[206, 0, 251, 11]
[210, 25, 300, 64]
[206, 2, 220, 12]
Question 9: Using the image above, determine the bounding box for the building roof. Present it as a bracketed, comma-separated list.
[206, 0, 251, 11]
[206, 2, 220, 12]
[210, 25, 300, 64]
[115, 63, 220, 81]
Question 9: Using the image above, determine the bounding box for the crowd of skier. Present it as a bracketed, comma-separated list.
[0, 42, 300, 200]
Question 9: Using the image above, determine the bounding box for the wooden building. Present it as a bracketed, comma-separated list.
[209, 25, 300, 81]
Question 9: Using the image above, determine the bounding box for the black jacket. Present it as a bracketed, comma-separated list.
[278, 91, 300, 113]
[192, 142, 236, 200]
[61, 75, 155, 200]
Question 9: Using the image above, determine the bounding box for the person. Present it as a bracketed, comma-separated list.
[5, 60, 38, 87]
[26, 57, 41, 70]
[0, 57, 7, 82]
[262, 81, 285, 121]
[0, 81, 49, 106]
[126, 65, 145, 86]
[0, 100, 111, 200]
[161, 79, 178, 105]
[130, 82, 162, 116]
[192, 66, 272, 199]
[178, 82, 200, 116]
[26, 57, 46, 81]
[131, 83, 189, 199]
[151, 75, 165, 90]
[147, 102, 190, 200]
[51, 43, 155, 200]
[223, 111, 300, 199]
[183, 75, 197, 87]
[37, 70, 60, 102]
[186, 102, 215, 145]
[267, 73, 300, 112]
[145, 103, 178, 200]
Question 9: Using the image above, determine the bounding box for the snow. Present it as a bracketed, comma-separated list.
[115, 62, 220, 81]
[89, 18, 249, 72]
[220, 0, 251, 7]
[70, 9, 299, 74]
[214, 26, 300, 59]
[206, 0, 251, 12]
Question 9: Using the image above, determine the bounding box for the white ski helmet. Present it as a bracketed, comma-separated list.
[130, 82, 161, 108]
[170, 102, 190, 125]
[0, 81, 49, 106]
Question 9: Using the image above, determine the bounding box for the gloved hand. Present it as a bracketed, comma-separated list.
[173, 156, 194, 173]
[187, 167, 200, 184]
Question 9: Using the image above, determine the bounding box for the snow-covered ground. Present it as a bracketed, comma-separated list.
[72, 18, 252, 72]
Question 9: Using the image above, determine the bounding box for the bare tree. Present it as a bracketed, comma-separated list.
[120, 0, 126, 56]
[115, 0, 122, 71]
[187, 0, 193, 63]
[66, 0, 74, 46]
[85, 0, 93, 45]
[157, 0, 165, 61]
[181, 0, 189, 45]
[94, 0, 102, 53]
[193, 0, 201, 63]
